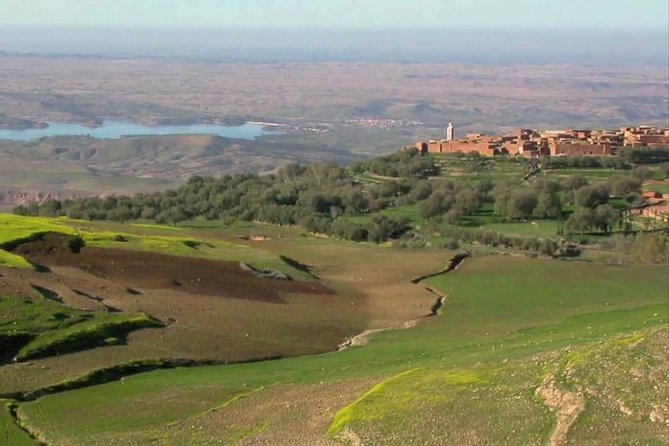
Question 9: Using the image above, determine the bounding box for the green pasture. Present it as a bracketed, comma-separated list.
[0, 214, 76, 245]
[16, 256, 668, 444]
[432, 154, 527, 181]
[0, 250, 33, 269]
[542, 168, 619, 180]
[1, 401, 38, 446]
[479, 220, 559, 237]
[0, 215, 75, 269]
[643, 182, 669, 194]
[0, 294, 161, 362]
[326, 328, 667, 445]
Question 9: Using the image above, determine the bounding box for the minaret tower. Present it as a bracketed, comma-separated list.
[446, 122, 455, 141]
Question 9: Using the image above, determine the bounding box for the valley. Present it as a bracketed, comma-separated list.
[0, 30, 667, 445]
[0, 148, 667, 443]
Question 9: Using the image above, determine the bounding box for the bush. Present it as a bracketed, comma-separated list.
[68, 234, 86, 253]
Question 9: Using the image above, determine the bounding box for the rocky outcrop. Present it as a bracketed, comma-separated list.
[0, 190, 82, 206]
[239, 262, 291, 280]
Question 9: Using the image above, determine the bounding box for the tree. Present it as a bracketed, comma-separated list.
[630, 166, 652, 181]
[506, 190, 538, 220]
[330, 219, 368, 242]
[493, 188, 511, 217]
[593, 204, 618, 233]
[38, 199, 63, 217]
[534, 191, 562, 219]
[534, 179, 561, 195]
[112, 206, 133, 224]
[277, 163, 306, 182]
[419, 191, 452, 219]
[141, 207, 157, 220]
[343, 190, 369, 214]
[561, 175, 588, 191]
[166, 208, 187, 227]
[366, 216, 410, 243]
[454, 189, 481, 215]
[407, 180, 433, 203]
[575, 185, 609, 209]
[608, 176, 641, 197]
[444, 208, 463, 225]
[539, 239, 559, 257]
[565, 208, 595, 234]
[632, 233, 669, 264]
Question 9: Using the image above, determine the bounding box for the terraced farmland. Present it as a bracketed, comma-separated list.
[0, 212, 666, 444]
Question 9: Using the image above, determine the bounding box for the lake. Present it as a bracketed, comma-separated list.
[0, 120, 283, 141]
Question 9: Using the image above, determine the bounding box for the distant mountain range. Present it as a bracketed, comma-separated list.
[1, 27, 667, 65]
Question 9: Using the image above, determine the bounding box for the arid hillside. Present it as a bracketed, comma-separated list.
[1, 57, 667, 132]
[0, 133, 357, 204]
[1, 56, 667, 203]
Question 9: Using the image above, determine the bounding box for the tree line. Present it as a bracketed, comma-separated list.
[13, 151, 665, 245]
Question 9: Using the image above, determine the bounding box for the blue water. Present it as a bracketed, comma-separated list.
[0, 120, 283, 141]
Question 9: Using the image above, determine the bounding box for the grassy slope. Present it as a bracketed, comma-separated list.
[325, 329, 668, 445]
[0, 401, 38, 446]
[0, 294, 161, 362]
[0, 214, 74, 268]
[16, 256, 668, 444]
[0, 250, 33, 268]
[0, 214, 310, 279]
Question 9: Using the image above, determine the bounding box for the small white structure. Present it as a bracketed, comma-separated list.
[446, 122, 455, 141]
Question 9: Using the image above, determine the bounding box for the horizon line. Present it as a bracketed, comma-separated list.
[1, 24, 667, 32]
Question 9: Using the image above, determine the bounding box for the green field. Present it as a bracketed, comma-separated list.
[479, 220, 559, 237]
[12, 256, 667, 444]
[432, 154, 528, 182]
[0, 209, 666, 444]
[543, 168, 620, 179]
[643, 182, 669, 194]
[0, 294, 161, 362]
[0, 250, 33, 269]
[1, 401, 38, 446]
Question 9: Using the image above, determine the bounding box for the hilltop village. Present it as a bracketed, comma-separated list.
[416, 124, 669, 157]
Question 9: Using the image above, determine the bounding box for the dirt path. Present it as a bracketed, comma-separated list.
[338, 255, 462, 351]
[337, 427, 362, 446]
[337, 255, 460, 351]
[337, 318, 419, 350]
[536, 375, 586, 446]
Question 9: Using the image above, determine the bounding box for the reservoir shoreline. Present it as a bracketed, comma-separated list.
[0, 119, 284, 141]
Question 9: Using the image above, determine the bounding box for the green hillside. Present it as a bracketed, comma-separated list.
[11, 255, 668, 445]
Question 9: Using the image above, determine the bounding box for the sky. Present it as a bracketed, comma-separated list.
[1, 0, 668, 30]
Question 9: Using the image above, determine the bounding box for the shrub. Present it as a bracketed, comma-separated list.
[68, 234, 86, 253]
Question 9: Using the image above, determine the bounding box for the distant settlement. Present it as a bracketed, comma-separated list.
[416, 124, 669, 157]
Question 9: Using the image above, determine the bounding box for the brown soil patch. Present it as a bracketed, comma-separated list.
[0, 234, 370, 395]
[11, 233, 333, 304]
[151, 378, 376, 446]
[536, 375, 586, 446]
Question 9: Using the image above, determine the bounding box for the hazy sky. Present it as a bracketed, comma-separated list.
[1, 0, 668, 29]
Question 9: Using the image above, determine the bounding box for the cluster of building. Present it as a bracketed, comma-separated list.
[637, 185, 669, 223]
[416, 123, 669, 157]
[342, 118, 423, 129]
